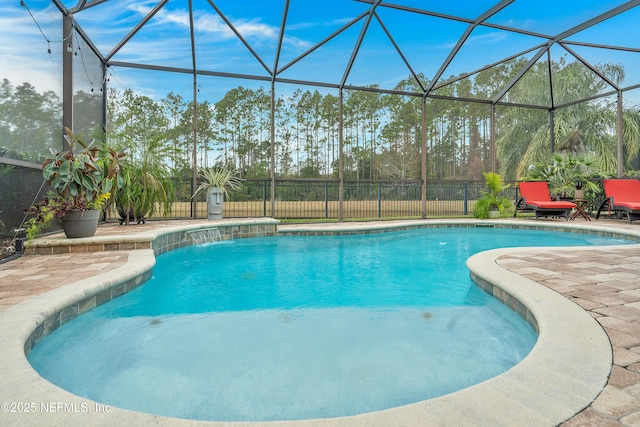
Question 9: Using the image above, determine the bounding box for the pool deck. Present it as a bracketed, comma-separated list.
[1, 218, 640, 426]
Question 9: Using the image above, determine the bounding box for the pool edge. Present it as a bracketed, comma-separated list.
[0, 219, 630, 426]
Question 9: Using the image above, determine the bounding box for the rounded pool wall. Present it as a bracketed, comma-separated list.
[0, 219, 636, 426]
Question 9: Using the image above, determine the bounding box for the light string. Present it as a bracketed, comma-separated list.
[22, 0, 106, 94]
[21, 0, 72, 54]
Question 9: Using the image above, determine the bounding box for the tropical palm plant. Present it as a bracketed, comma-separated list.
[497, 59, 640, 180]
[473, 172, 513, 218]
[526, 152, 606, 199]
[107, 91, 178, 223]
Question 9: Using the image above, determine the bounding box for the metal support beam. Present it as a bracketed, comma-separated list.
[426, 0, 514, 94]
[492, 43, 550, 104]
[490, 104, 497, 172]
[69, 0, 108, 14]
[547, 50, 555, 109]
[339, 89, 344, 221]
[105, 0, 169, 62]
[553, 0, 640, 42]
[62, 14, 74, 149]
[374, 13, 425, 92]
[206, 0, 272, 75]
[71, 22, 105, 62]
[101, 62, 107, 134]
[340, 0, 382, 88]
[431, 43, 544, 92]
[278, 12, 367, 76]
[421, 95, 427, 219]
[267, 0, 289, 218]
[188, 0, 198, 218]
[549, 109, 555, 153]
[272, 0, 289, 78]
[560, 43, 620, 90]
[618, 91, 624, 178]
[270, 82, 276, 218]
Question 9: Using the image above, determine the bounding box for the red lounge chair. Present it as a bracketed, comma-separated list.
[514, 181, 577, 220]
[596, 178, 640, 223]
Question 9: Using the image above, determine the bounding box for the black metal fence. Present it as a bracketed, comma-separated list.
[0, 162, 521, 239]
[173, 178, 519, 220]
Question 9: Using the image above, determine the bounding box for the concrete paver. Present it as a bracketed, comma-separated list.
[496, 243, 640, 426]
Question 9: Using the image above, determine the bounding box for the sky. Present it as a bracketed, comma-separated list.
[4, 0, 640, 108]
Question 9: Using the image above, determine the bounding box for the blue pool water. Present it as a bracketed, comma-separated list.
[28, 227, 632, 422]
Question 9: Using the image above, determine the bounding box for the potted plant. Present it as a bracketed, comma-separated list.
[24, 128, 126, 240]
[473, 172, 513, 219]
[192, 167, 243, 220]
[110, 135, 175, 225]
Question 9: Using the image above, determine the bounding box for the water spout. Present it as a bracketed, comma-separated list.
[186, 228, 222, 245]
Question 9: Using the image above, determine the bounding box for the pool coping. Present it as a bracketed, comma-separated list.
[1, 218, 637, 426]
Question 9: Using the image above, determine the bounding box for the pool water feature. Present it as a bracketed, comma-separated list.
[27, 227, 632, 422]
[186, 227, 222, 245]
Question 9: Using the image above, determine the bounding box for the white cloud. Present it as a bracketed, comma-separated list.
[498, 18, 540, 33]
[286, 17, 354, 31]
[127, 3, 279, 43]
[440, 30, 511, 50]
[468, 31, 510, 45]
[0, 3, 63, 94]
[233, 19, 278, 41]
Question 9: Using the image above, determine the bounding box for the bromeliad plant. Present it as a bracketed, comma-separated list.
[24, 128, 126, 240]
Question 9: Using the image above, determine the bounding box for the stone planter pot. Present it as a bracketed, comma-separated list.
[61, 210, 100, 238]
[207, 188, 224, 220]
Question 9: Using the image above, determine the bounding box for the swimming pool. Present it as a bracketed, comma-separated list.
[27, 226, 633, 422]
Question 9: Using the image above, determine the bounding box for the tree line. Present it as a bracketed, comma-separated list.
[3, 55, 640, 182]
